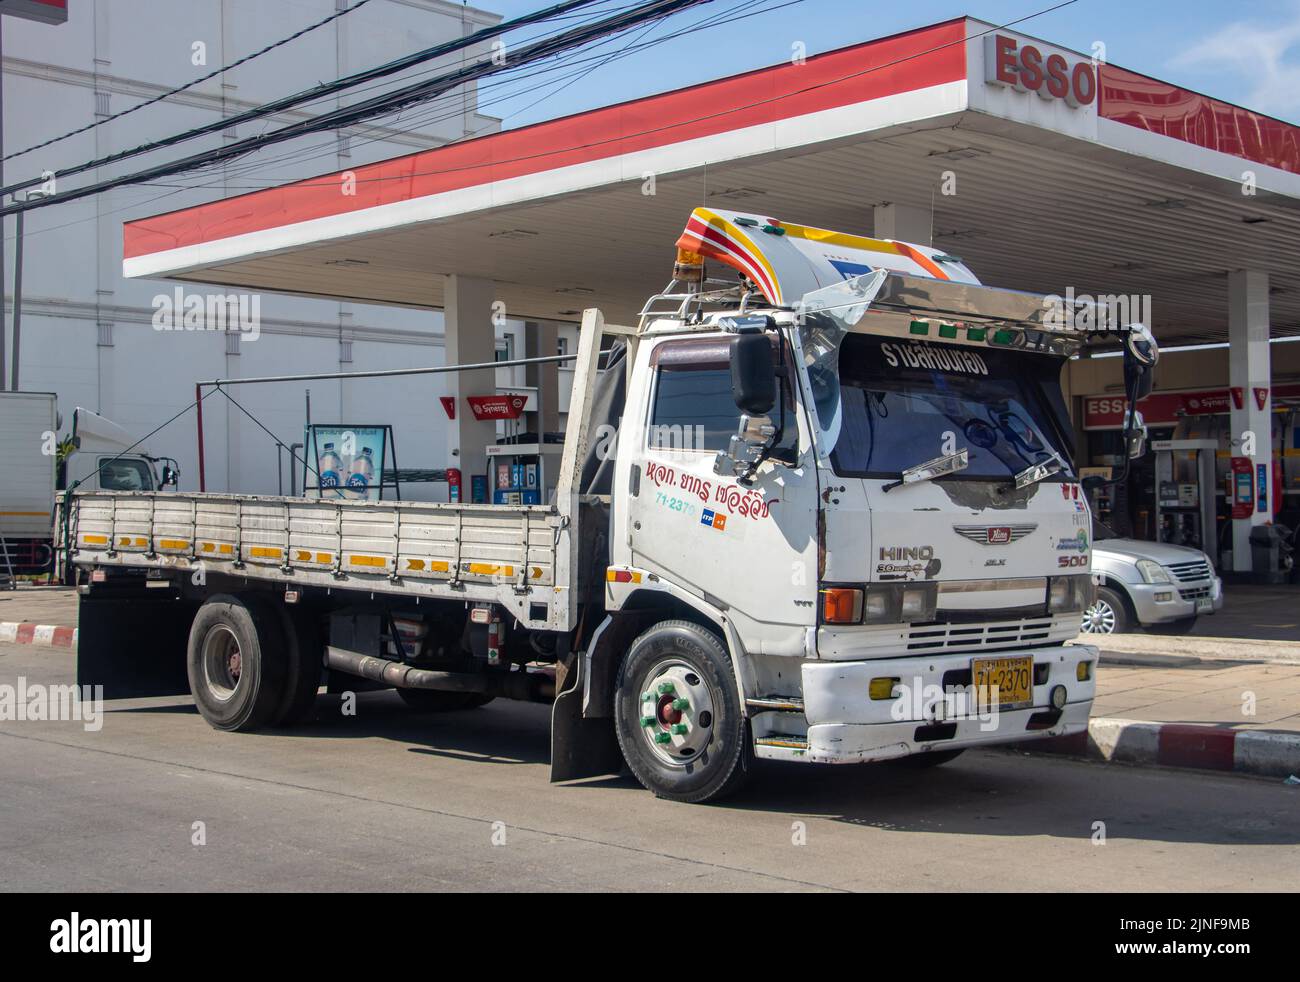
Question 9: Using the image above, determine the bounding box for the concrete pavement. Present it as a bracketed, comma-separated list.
[2, 639, 1298, 892]
[5, 584, 1299, 779]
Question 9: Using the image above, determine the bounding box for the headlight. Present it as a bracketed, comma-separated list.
[1135, 559, 1171, 584]
[1048, 574, 1093, 614]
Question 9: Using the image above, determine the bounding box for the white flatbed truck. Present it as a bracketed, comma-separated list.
[59, 208, 1158, 802]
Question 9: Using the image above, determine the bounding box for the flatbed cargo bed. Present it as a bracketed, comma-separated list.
[59, 490, 578, 629]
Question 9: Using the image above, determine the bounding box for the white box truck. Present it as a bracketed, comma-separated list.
[1, 396, 179, 578]
[0, 391, 57, 576]
[58, 209, 1158, 802]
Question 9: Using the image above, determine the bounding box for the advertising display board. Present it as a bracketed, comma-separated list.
[304, 424, 391, 501]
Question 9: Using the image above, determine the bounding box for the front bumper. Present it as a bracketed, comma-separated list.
[760, 644, 1097, 764]
[1127, 576, 1223, 625]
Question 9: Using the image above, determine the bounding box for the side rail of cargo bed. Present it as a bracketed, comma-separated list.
[60, 491, 572, 630]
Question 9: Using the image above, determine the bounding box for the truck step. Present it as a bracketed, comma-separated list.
[747, 696, 805, 713]
[754, 736, 810, 750]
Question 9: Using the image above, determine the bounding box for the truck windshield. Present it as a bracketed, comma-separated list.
[829, 334, 1074, 482]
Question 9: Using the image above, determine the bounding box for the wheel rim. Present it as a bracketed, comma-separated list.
[202, 625, 243, 701]
[1081, 599, 1116, 634]
[636, 660, 716, 767]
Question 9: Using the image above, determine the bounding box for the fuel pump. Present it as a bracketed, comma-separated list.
[1152, 439, 1217, 556]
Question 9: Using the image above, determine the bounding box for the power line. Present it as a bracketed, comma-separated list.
[0, 0, 714, 218]
[198, 0, 1080, 198]
[2, 0, 379, 165]
[3, 0, 785, 250]
[0, 0, 607, 201]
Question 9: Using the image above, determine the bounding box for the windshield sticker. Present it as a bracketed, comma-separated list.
[881, 340, 988, 376]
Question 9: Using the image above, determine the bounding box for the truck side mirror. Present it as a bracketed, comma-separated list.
[730, 332, 776, 416]
[1123, 323, 1158, 402]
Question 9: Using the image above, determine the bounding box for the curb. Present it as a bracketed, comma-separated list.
[1032, 717, 1300, 779]
[0, 622, 78, 649]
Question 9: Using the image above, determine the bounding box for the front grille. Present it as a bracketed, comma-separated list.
[1166, 559, 1211, 583]
[905, 618, 1057, 652]
[1179, 586, 1211, 601]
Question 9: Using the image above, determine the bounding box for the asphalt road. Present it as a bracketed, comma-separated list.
[2, 641, 1297, 892]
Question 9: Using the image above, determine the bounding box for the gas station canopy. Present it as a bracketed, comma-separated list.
[123, 16, 1300, 346]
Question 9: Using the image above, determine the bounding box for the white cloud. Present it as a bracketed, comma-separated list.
[1171, 7, 1300, 116]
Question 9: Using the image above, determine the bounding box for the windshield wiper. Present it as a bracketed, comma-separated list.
[1008, 452, 1064, 491]
[882, 449, 969, 493]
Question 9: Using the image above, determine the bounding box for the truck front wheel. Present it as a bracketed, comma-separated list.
[187, 594, 287, 732]
[614, 620, 751, 804]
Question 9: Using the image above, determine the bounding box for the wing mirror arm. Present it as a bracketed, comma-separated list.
[1088, 323, 1159, 490]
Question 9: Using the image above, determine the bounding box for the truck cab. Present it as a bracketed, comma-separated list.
[598, 208, 1155, 790]
[63, 407, 179, 493]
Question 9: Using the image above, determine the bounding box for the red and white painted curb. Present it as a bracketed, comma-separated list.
[0, 622, 77, 648]
[1034, 717, 1300, 780]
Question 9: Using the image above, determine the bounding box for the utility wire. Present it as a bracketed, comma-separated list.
[2, 0, 379, 165]
[0, 0, 606, 200]
[0, 0, 712, 217]
[2, 0, 783, 251]
[197, 0, 1079, 197]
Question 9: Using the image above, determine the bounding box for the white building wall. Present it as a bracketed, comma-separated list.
[2, 0, 512, 499]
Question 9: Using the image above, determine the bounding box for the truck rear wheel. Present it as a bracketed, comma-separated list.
[614, 620, 751, 804]
[186, 594, 287, 732]
[397, 689, 494, 712]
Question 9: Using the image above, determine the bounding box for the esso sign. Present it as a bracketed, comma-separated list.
[985, 34, 1097, 108]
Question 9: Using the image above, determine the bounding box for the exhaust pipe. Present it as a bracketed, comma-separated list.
[325, 646, 554, 702]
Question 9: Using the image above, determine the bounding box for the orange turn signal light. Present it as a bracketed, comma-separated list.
[820, 587, 864, 624]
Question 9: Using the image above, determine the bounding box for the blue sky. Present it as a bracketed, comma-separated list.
[481, 0, 1300, 128]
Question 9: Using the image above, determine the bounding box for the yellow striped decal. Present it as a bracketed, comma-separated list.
[200, 542, 234, 556]
[295, 550, 333, 564]
[158, 538, 189, 550]
[81, 534, 108, 546]
[349, 554, 388, 568]
[405, 559, 451, 573]
[464, 563, 512, 576]
[117, 536, 148, 548]
[248, 546, 283, 560]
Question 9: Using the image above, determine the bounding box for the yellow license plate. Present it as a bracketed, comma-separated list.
[971, 655, 1033, 710]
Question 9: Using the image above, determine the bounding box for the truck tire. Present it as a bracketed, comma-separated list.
[397, 689, 495, 712]
[273, 605, 324, 726]
[186, 594, 287, 732]
[1080, 586, 1132, 635]
[614, 619, 751, 804]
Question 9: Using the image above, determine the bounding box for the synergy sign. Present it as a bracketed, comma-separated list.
[984, 34, 1097, 108]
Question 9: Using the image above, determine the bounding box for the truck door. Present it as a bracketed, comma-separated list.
[625, 336, 818, 656]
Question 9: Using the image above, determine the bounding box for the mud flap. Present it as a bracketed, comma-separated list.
[550, 649, 623, 783]
[77, 589, 196, 699]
